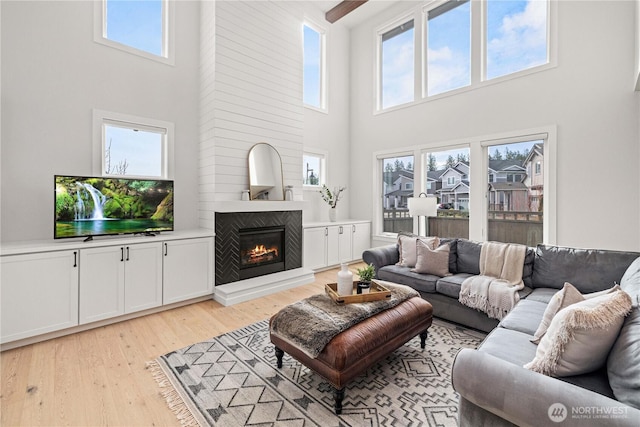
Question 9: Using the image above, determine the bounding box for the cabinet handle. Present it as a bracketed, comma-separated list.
[164, 242, 168, 256]
[352, 225, 356, 233]
[324, 228, 328, 236]
[73, 251, 77, 268]
[126, 246, 130, 261]
[339, 226, 343, 234]
[121, 247, 124, 262]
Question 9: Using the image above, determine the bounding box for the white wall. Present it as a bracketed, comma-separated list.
[350, 0, 640, 251]
[1, 0, 201, 242]
[302, 3, 352, 223]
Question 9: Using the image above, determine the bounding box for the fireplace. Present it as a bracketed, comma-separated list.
[238, 226, 285, 279]
[215, 210, 302, 285]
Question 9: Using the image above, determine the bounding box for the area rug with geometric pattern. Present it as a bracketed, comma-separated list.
[147, 318, 486, 427]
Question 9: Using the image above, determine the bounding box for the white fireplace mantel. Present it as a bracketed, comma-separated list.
[214, 200, 306, 213]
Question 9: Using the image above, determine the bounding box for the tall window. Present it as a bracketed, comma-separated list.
[95, 0, 173, 64]
[426, 0, 471, 96]
[381, 155, 414, 233]
[487, 140, 544, 245]
[380, 19, 415, 109]
[94, 110, 173, 179]
[303, 22, 326, 110]
[486, 0, 548, 80]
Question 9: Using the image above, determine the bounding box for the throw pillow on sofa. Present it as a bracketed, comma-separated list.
[524, 289, 632, 377]
[531, 283, 621, 344]
[607, 256, 640, 409]
[396, 234, 439, 268]
[411, 240, 451, 277]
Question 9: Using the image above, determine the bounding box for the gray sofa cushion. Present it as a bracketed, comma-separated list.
[525, 287, 558, 304]
[377, 265, 438, 293]
[435, 273, 473, 298]
[456, 239, 482, 274]
[531, 245, 640, 292]
[478, 327, 537, 366]
[439, 238, 459, 274]
[498, 299, 546, 336]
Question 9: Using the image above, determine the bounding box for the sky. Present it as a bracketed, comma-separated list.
[382, 0, 548, 108]
[105, 125, 162, 177]
[105, 0, 163, 56]
[303, 25, 322, 107]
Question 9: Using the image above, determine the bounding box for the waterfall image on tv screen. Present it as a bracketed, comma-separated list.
[55, 175, 174, 239]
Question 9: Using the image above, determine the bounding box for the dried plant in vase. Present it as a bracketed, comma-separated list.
[319, 185, 346, 222]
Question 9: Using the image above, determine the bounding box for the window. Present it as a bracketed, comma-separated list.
[426, 0, 471, 96]
[487, 139, 544, 245]
[379, 19, 415, 109]
[376, 0, 551, 110]
[486, 0, 548, 80]
[405, 183, 413, 190]
[423, 147, 470, 239]
[93, 110, 173, 179]
[303, 22, 326, 110]
[535, 161, 541, 174]
[303, 151, 326, 186]
[94, 0, 173, 65]
[381, 155, 414, 233]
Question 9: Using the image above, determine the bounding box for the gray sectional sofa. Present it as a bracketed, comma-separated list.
[362, 239, 640, 426]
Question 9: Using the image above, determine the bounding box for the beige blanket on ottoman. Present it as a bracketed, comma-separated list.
[459, 241, 526, 320]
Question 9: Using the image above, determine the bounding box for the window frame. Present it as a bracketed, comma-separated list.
[302, 148, 328, 188]
[372, 126, 556, 245]
[93, 0, 175, 66]
[375, 13, 417, 112]
[303, 19, 328, 112]
[92, 109, 174, 179]
[375, 0, 556, 113]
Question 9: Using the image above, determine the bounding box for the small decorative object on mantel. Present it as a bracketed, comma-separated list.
[241, 190, 250, 201]
[319, 184, 346, 222]
[284, 185, 293, 201]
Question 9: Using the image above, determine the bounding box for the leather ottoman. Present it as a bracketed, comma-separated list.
[269, 295, 433, 414]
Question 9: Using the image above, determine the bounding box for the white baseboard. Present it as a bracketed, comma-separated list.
[213, 268, 315, 306]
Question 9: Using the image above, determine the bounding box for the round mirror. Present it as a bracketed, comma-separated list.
[248, 143, 284, 200]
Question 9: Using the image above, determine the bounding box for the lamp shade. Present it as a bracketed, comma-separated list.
[408, 196, 438, 217]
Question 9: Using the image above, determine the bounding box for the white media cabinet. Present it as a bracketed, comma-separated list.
[0, 230, 213, 350]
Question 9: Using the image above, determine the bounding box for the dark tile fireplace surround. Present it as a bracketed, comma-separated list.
[215, 211, 302, 285]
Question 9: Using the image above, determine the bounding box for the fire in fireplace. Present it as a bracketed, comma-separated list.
[238, 226, 285, 279]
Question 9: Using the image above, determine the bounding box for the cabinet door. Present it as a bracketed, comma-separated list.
[326, 226, 341, 266]
[124, 242, 163, 313]
[79, 246, 125, 324]
[352, 222, 372, 261]
[163, 238, 213, 304]
[303, 227, 327, 270]
[338, 225, 353, 263]
[1, 251, 79, 344]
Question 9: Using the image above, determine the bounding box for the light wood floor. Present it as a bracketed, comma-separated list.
[0, 266, 356, 427]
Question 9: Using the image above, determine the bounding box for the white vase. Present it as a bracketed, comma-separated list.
[329, 207, 337, 222]
[337, 263, 353, 296]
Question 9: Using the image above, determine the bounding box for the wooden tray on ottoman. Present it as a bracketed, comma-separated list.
[325, 280, 392, 304]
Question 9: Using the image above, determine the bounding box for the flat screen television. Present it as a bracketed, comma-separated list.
[55, 175, 174, 240]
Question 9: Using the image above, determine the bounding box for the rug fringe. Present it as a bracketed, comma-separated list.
[146, 360, 202, 427]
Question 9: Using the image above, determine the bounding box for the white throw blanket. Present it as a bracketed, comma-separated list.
[459, 241, 526, 320]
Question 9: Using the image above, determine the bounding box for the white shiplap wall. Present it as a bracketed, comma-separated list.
[199, 0, 304, 228]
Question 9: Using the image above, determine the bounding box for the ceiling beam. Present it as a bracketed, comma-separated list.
[325, 1, 369, 24]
